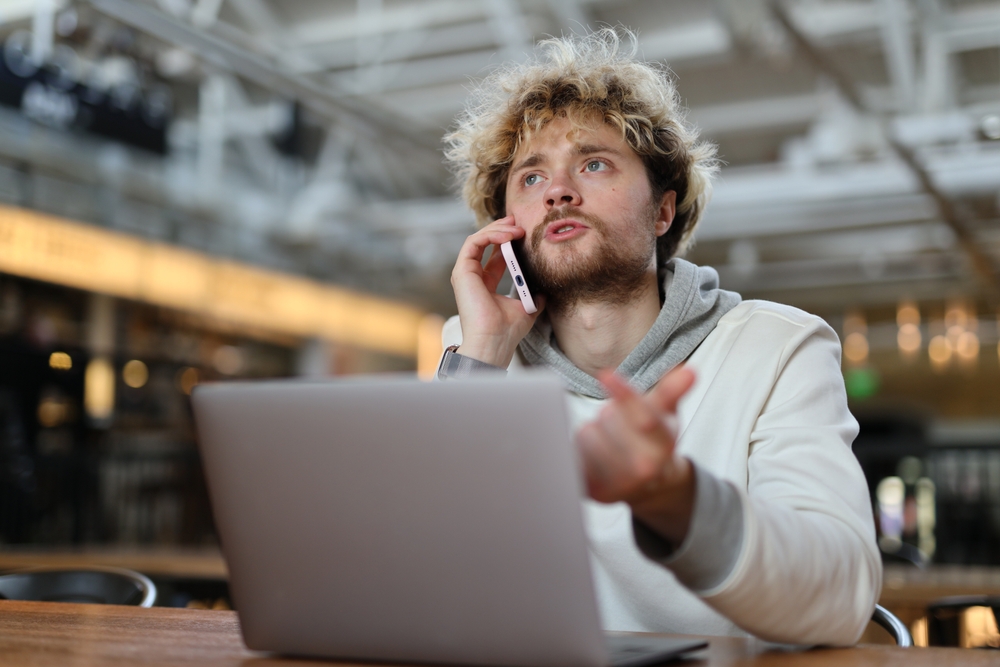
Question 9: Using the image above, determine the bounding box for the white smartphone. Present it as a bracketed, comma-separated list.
[500, 241, 537, 314]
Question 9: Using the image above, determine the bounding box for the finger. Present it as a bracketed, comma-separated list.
[456, 233, 519, 267]
[457, 223, 524, 261]
[598, 370, 662, 435]
[646, 365, 696, 415]
[579, 414, 668, 503]
[532, 293, 546, 313]
[480, 216, 523, 236]
[576, 422, 604, 496]
[576, 421, 624, 502]
[597, 371, 680, 486]
[482, 243, 507, 290]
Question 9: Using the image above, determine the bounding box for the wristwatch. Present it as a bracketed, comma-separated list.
[437, 345, 507, 380]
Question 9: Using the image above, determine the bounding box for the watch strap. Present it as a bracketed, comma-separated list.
[437, 345, 507, 380]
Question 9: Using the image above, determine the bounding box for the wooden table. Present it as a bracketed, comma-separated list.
[0, 600, 994, 666]
[860, 564, 1000, 644]
[0, 547, 228, 579]
[880, 564, 1000, 612]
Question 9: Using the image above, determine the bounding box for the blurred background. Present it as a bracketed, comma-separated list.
[0, 0, 998, 639]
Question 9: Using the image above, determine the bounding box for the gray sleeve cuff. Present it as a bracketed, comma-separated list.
[632, 462, 745, 592]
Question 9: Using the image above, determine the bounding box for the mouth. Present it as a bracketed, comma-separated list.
[544, 219, 588, 241]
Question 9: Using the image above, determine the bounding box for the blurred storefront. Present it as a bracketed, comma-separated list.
[837, 300, 1000, 567]
[0, 205, 441, 546]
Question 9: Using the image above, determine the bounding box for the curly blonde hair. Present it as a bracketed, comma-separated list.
[444, 28, 718, 264]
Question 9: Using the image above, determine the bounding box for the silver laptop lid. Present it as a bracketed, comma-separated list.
[193, 373, 607, 667]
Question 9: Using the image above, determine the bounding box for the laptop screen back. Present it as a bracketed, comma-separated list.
[193, 374, 607, 667]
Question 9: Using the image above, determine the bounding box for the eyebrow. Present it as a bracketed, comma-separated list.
[510, 143, 625, 175]
[575, 143, 626, 158]
[511, 153, 544, 175]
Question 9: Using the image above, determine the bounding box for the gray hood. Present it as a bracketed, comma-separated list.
[517, 258, 741, 399]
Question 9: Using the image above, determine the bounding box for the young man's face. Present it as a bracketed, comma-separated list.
[504, 114, 675, 310]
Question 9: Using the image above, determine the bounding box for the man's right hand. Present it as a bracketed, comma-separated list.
[450, 216, 544, 368]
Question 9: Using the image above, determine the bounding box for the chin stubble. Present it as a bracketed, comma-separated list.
[522, 204, 658, 317]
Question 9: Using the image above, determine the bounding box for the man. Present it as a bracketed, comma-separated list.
[438, 29, 880, 645]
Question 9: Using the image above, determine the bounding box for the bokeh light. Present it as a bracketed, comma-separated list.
[955, 331, 980, 363]
[843, 311, 867, 336]
[122, 359, 149, 388]
[928, 335, 952, 369]
[896, 301, 920, 327]
[213, 346, 244, 375]
[84, 357, 115, 421]
[843, 332, 869, 365]
[177, 367, 199, 395]
[898, 323, 921, 356]
[48, 351, 72, 370]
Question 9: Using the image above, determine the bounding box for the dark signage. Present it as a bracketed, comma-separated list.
[0, 31, 170, 154]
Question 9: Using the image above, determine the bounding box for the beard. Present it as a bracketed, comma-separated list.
[519, 202, 658, 317]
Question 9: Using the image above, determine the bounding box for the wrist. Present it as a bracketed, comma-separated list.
[629, 457, 696, 545]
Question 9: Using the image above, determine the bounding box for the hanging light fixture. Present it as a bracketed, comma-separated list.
[84, 357, 115, 422]
[122, 359, 149, 388]
[956, 331, 980, 365]
[843, 310, 869, 366]
[896, 300, 921, 358]
[928, 334, 952, 370]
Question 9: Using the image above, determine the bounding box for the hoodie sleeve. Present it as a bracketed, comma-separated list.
[690, 317, 881, 646]
[632, 463, 745, 592]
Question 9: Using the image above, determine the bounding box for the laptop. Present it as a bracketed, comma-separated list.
[192, 373, 707, 667]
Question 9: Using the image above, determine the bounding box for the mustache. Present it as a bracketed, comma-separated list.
[530, 207, 608, 250]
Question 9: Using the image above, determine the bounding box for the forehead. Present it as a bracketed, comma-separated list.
[513, 115, 629, 160]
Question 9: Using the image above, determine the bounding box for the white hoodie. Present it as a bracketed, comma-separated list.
[442, 299, 881, 645]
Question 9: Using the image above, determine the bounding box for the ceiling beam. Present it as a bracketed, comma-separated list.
[771, 0, 1000, 304]
[786, 0, 881, 41]
[284, 0, 483, 46]
[87, 0, 441, 152]
[700, 193, 938, 241]
[288, 20, 499, 74]
[0, 0, 42, 26]
[545, 0, 589, 32]
[877, 0, 916, 109]
[716, 249, 964, 294]
[690, 92, 823, 135]
[942, 4, 1000, 52]
[191, 0, 224, 29]
[641, 19, 732, 63]
[226, 0, 278, 33]
[483, 0, 532, 61]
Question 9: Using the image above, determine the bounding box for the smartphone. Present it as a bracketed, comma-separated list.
[500, 241, 537, 314]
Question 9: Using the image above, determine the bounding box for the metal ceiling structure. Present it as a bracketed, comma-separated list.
[1, 0, 998, 317]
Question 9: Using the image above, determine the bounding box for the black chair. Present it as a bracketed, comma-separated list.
[872, 604, 913, 647]
[0, 567, 157, 607]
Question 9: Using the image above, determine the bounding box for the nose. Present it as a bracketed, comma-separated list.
[544, 175, 581, 209]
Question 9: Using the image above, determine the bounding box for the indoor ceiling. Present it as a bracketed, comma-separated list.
[0, 0, 998, 320]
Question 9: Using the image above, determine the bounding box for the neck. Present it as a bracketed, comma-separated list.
[548, 270, 662, 378]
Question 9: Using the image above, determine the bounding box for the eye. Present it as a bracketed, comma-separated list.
[524, 173, 541, 186]
[585, 159, 607, 172]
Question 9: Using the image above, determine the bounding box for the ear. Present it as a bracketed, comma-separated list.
[654, 190, 677, 237]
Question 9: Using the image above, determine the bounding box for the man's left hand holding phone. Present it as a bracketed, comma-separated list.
[450, 215, 544, 370]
